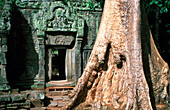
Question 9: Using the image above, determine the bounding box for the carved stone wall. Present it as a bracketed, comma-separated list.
[0, 0, 11, 91]
[4, 0, 103, 90]
[46, 34, 75, 46]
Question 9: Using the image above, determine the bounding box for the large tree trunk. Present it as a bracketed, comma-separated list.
[64, 0, 169, 109]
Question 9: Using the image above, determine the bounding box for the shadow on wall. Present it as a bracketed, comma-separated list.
[7, 6, 39, 90]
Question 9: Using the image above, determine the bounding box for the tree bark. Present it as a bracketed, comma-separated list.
[64, 0, 169, 109]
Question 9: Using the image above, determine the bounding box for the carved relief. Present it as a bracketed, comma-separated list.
[0, 9, 11, 31]
[15, 0, 40, 8]
[46, 34, 75, 46]
[46, 2, 77, 31]
[47, 7, 75, 29]
[33, 1, 83, 36]
[71, 2, 102, 11]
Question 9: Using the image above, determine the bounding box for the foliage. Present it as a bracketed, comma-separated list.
[0, 0, 16, 17]
[145, 0, 170, 63]
[10, 0, 16, 11]
[62, 0, 69, 6]
[149, 0, 170, 13]
[145, 0, 170, 31]
[88, 1, 95, 10]
[0, 0, 5, 7]
[0, 0, 5, 16]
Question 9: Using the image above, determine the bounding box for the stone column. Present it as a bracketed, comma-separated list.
[75, 19, 84, 83]
[36, 37, 45, 89]
[0, 32, 10, 91]
[75, 38, 83, 81]
[0, 0, 11, 91]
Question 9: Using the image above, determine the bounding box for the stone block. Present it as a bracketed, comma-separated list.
[46, 91, 69, 96]
[46, 91, 61, 97]
[0, 95, 10, 102]
[52, 96, 63, 101]
[0, 102, 5, 108]
[0, 53, 6, 64]
[6, 106, 18, 109]
[10, 94, 25, 102]
[50, 96, 70, 101]
[0, 91, 8, 95]
[0, 66, 7, 77]
[31, 100, 44, 107]
[57, 101, 69, 107]
[26, 91, 45, 100]
[62, 96, 70, 101]
[18, 108, 28, 110]
[6, 100, 31, 109]
[38, 68, 45, 80]
[11, 89, 19, 94]
[0, 77, 7, 84]
[47, 101, 58, 107]
[0, 108, 5, 110]
[0, 84, 10, 91]
[1, 38, 7, 45]
[31, 82, 44, 90]
[38, 38, 44, 45]
[1, 45, 7, 52]
[30, 107, 46, 110]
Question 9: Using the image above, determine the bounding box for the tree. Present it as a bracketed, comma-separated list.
[64, 0, 169, 109]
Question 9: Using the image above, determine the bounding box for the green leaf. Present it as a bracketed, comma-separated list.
[164, 8, 168, 13]
[160, 9, 163, 14]
[154, 1, 159, 4]
[150, 1, 154, 5]
[158, 4, 163, 7]
[167, 30, 170, 33]
[165, 24, 170, 27]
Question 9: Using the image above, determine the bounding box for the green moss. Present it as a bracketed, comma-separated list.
[0, 0, 5, 17]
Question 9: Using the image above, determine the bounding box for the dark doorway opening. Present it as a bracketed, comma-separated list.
[51, 48, 66, 80]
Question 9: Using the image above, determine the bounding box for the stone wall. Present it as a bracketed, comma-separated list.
[7, 3, 41, 90]
[0, 0, 103, 91]
[0, 89, 45, 110]
[0, 0, 11, 91]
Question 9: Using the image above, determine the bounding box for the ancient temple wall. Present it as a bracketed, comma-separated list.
[1, 0, 103, 90]
[7, 1, 44, 90]
[0, 0, 12, 91]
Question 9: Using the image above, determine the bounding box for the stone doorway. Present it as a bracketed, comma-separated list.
[51, 48, 66, 80]
[45, 31, 77, 87]
[46, 47, 76, 87]
[46, 47, 66, 81]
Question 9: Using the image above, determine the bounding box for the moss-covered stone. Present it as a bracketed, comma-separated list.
[0, 84, 10, 91]
[10, 94, 25, 102]
[1, 0, 102, 92]
[25, 91, 45, 100]
[0, 95, 10, 102]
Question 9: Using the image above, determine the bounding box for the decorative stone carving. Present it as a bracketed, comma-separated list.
[71, 2, 102, 11]
[8, 0, 103, 90]
[33, 1, 85, 37]
[46, 34, 75, 46]
[46, 3, 77, 31]
[0, 0, 11, 91]
[0, 9, 11, 31]
[15, 0, 40, 8]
